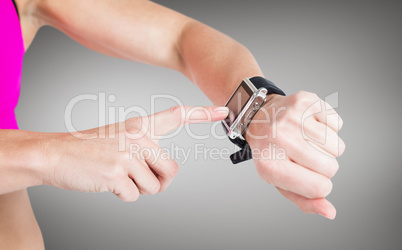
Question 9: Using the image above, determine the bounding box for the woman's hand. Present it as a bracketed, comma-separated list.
[39, 105, 229, 201]
[246, 91, 345, 219]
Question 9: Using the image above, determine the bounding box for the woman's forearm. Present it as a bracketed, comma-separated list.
[37, 0, 263, 105]
[178, 21, 263, 105]
[0, 130, 44, 194]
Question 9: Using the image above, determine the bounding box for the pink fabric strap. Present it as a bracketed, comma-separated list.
[0, 0, 25, 129]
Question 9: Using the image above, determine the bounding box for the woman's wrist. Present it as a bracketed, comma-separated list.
[17, 131, 52, 188]
[0, 130, 54, 193]
[244, 94, 284, 145]
[30, 132, 68, 187]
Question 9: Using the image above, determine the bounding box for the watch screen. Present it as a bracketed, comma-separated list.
[224, 81, 253, 127]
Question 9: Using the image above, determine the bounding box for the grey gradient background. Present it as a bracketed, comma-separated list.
[16, 0, 401, 249]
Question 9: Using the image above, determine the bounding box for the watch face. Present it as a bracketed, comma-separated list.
[224, 81, 253, 128]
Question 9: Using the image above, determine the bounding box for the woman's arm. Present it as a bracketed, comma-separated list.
[33, 0, 345, 219]
[35, 0, 260, 104]
[0, 130, 45, 195]
[0, 106, 228, 196]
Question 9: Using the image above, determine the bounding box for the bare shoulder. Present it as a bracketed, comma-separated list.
[14, 0, 47, 49]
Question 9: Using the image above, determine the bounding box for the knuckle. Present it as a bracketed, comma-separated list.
[312, 179, 332, 198]
[138, 172, 161, 195]
[292, 91, 319, 109]
[301, 91, 318, 100]
[294, 90, 308, 99]
[337, 138, 346, 156]
[338, 116, 344, 130]
[169, 105, 181, 114]
[168, 161, 180, 178]
[170, 105, 186, 125]
[170, 105, 183, 116]
[309, 92, 319, 100]
[327, 159, 340, 178]
[109, 162, 127, 181]
[146, 180, 161, 195]
[159, 160, 179, 182]
[316, 157, 338, 179]
[130, 193, 140, 202]
[114, 181, 139, 202]
[290, 92, 308, 110]
[125, 116, 136, 124]
[124, 117, 138, 129]
[127, 118, 149, 138]
[122, 191, 140, 202]
[294, 91, 315, 101]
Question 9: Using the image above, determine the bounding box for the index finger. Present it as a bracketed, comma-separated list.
[149, 105, 229, 139]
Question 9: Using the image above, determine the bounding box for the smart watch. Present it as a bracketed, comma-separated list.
[222, 76, 286, 164]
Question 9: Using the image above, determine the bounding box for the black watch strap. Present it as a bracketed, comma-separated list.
[250, 76, 286, 96]
[224, 77, 286, 164]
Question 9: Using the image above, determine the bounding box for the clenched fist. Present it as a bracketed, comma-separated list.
[246, 91, 345, 219]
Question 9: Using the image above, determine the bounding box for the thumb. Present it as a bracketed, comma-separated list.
[148, 105, 229, 138]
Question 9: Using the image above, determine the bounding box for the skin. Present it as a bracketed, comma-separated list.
[1, 0, 345, 248]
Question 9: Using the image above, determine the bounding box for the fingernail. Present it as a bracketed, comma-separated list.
[213, 107, 229, 115]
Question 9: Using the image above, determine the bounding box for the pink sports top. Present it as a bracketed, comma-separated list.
[0, 0, 25, 129]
